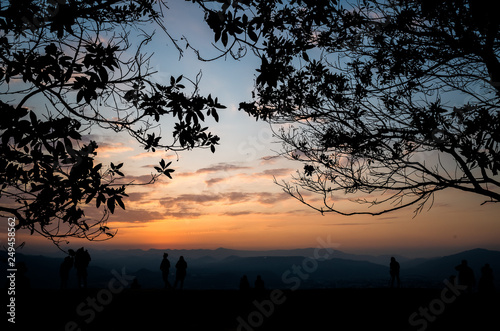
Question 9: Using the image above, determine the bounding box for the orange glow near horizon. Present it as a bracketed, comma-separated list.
[15, 186, 496, 259]
[5, 127, 500, 259]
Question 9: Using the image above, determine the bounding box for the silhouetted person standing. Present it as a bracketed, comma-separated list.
[75, 247, 91, 289]
[160, 253, 172, 289]
[240, 275, 250, 292]
[390, 257, 400, 288]
[60, 249, 75, 289]
[255, 275, 265, 291]
[130, 278, 141, 290]
[254, 275, 266, 298]
[478, 263, 495, 294]
[455, 259, 475, 293]
[174, 256, 187, 289]
[16, 261, 30, 291]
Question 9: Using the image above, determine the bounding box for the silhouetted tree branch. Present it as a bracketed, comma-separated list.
[192, 0, 500, 216]
[0, 0, 225, 246]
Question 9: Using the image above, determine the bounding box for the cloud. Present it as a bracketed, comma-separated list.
[220, 210, 284, 217]
[205, 177, 227, 187]
[177, 162, 251, 177]
[260, 155, 282, 165]
[220, 207, 310, 217]
[197, 163, 251, 173]
[162, 193, 218, 205]
[221, 211, 255, 216]
[225, 192, 254, 203]
[157, 191, 292, 218]
[83, 205, 163, 224]
[200, 168, 293, 187]
[160, 192, 253, 206]
[132, 151, 178, 160]
[158, 194, 220, 219]
[256, 192, 290, 205]
[164, 209, 202, 219]
[108, 209, 164, 223]
[95, 141, 134, 157]
[126, 192, 151, 202]
[255, 168, 294, 178]
[160, 192, 289, 206]
[109, 224, 149, 229]
[322, 221, 394, 226]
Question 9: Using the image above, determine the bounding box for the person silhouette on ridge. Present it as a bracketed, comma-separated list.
[254, 274, 266, 298]
[174, 256, 187, 289]
[255, 275, 265, 291]
[478, 263, 495, 294]
[160, 253, 172, 289]
[455, 259, 475, 293]
[16, 261, 30, 291]
[389, 257, 401, 288]
[74, 247, 91, 289]
[240, 275, 250, 292]
[60, 249, 75, 289]
[130, 278, 141, 290]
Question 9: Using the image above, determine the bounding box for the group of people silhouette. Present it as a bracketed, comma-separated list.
[59, 249, 189, 290]
[239, 274, 265, 292]
[454, 259, 495, 294]
[57, 249, 270, 292]
[388, 256, 495, 294]
[160, 253, 188, 289]
[59, 247, 91, 289]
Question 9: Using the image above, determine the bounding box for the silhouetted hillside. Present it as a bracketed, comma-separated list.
[1, 248, 499, 290]
[405, 248, 500, 287]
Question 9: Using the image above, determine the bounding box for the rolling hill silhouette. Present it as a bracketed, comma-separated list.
[404, 248, 500, 285]
[2, 247, 499, 289]
[2, 248, 499, 331]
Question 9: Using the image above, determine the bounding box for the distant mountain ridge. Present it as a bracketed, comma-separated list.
[404, 248, 500, 282]
[1, 247, 499, 290]
[65, 246, 414, 269]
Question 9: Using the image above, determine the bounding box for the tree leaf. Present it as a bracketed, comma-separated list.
[107, 197, 115, 213]
[221, 30, 228, 47]
[212, 109, 219, 122]
[116, 197, 125, 210]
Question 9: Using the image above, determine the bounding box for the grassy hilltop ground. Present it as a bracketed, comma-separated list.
[7, 287, 499, 331]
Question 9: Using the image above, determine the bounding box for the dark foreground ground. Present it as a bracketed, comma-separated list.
[5, 288, 499, 331]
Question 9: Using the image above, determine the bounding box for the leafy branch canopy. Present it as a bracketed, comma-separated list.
[0, 0, 225, 246]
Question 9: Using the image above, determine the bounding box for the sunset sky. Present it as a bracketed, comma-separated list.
[3, 1, 500, 258]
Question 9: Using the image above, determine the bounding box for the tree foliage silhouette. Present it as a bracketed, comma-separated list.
[0, 0, 224, 245]
[192, 0, 500, 215]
